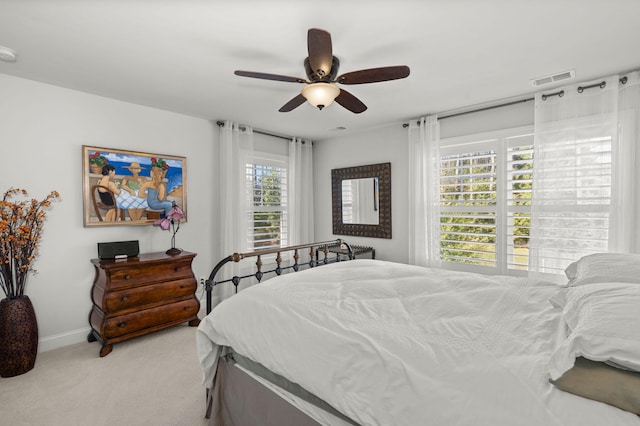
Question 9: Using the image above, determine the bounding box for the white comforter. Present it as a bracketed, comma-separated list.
[197, 259, 640, 426]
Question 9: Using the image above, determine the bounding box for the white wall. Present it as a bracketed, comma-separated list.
[0, 74, 219, 351]
[313, 123, 409, 263]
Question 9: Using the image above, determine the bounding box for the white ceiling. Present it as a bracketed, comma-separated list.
[1, 0, 639, 141]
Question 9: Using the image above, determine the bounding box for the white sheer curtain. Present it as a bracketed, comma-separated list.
[615, 71, 640, 252]
[529, 72, 640, 278]
[215, 120, 253, 304]
[407, 115, 441, 267]
[288, 137, 314, 245]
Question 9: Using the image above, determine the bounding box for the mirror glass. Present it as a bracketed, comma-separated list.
[331, 162, 391, 239]
[341, 178, 379, 225]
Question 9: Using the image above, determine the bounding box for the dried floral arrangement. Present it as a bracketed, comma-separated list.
[0, 188, 60, 299]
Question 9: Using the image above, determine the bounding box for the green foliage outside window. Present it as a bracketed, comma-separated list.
[250, 164, 287, 249]
[439, 147, 533, 268]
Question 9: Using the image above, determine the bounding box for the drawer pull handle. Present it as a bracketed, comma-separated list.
[118, 322, 127, 328]
[121, 296, 128, 302]
[180, 285, 185, 289]
[124, 275, 131, 280]
[174, 267, 180, 272]
[184, 307, 189, 311]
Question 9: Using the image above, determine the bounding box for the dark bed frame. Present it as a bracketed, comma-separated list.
[204, 239, 354, 314]
[201, 239, 358, 424]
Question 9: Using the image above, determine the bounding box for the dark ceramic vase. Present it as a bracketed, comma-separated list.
[0, 295, 38, 378]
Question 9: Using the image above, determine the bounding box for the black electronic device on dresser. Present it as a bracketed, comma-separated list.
[97, 240, 140, 259]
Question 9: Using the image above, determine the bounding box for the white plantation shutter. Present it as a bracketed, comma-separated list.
[506, 137, 534, 271]
[439, 129, 533, 274]
[246, 155, 288, 250]
[439, 146, 498, 268]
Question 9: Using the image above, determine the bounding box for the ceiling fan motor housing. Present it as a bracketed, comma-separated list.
[305, 56, 340, 82]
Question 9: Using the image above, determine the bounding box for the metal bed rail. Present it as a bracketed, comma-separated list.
[204, 239, 353, 314]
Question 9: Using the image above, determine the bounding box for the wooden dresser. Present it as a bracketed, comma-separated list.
[88, 251, 200, 357]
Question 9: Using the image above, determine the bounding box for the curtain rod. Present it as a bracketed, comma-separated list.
[441, 97, 534, 120]
[403, 75, 631, 128]
[216, 120, 293, 142]
[402, 97, 534, 128]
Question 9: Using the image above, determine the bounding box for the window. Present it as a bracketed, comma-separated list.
[528, 126, 612, 275]
[438, 123, 615, 276]
[438, 128, 534, 274]
[245, 154, 288, 250]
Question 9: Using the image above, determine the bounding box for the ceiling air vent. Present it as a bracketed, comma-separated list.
[530, 69, 575, 87]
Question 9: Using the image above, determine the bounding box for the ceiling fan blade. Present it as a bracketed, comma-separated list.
[335, 89, 367, 114]
[307, 28, 333, 79]
[235, 70, 307, 84]
[337, 65, 410, 85]
[279, 94, 307, 112]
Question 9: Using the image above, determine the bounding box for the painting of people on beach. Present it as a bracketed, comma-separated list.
[82, 145, 187, 227]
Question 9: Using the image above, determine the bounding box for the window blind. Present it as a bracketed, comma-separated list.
[245, 160, 288, 250]
[438, 128, 534, 274]
[439, 148, 498, 267]
[529, 125, 612, 274]
[506, 136, 533, 271]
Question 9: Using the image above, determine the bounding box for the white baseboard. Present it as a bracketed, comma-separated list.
[38, 327, 92, 353]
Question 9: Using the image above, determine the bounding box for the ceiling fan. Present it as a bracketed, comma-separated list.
[234, 28, 410, 114]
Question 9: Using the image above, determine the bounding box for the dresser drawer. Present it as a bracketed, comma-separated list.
[104, 278, 197, 312]
[104, 299, 199, 338]
[107, 260, 194, 290]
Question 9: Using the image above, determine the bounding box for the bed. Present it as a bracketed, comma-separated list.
[197, 242, 640, 425]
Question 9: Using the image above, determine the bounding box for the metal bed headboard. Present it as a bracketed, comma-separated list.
[204, 239, 353, 314]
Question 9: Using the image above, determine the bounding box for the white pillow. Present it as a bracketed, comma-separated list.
[564, 253, 640, 286]
[548, 282, 640, 380]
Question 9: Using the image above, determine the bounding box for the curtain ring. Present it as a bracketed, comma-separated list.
[577, 81, 606, 93]
[541, 90, 564, 101]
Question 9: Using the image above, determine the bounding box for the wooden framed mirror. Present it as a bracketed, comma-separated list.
[331, 162, 391, 239]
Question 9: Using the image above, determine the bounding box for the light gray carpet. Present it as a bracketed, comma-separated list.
[0, 325, 209, 426]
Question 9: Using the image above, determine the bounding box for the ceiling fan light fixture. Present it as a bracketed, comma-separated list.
[301, 82, 340, 110]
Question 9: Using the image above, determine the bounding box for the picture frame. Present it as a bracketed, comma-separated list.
[82, 145, 187, 227]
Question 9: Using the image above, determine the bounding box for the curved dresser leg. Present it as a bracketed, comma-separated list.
[99, 344, 113, 357]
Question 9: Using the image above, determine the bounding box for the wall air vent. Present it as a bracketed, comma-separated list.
[530, 69, 575, 86]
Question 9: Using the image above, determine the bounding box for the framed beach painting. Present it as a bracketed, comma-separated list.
[82, 145, 187, 227]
